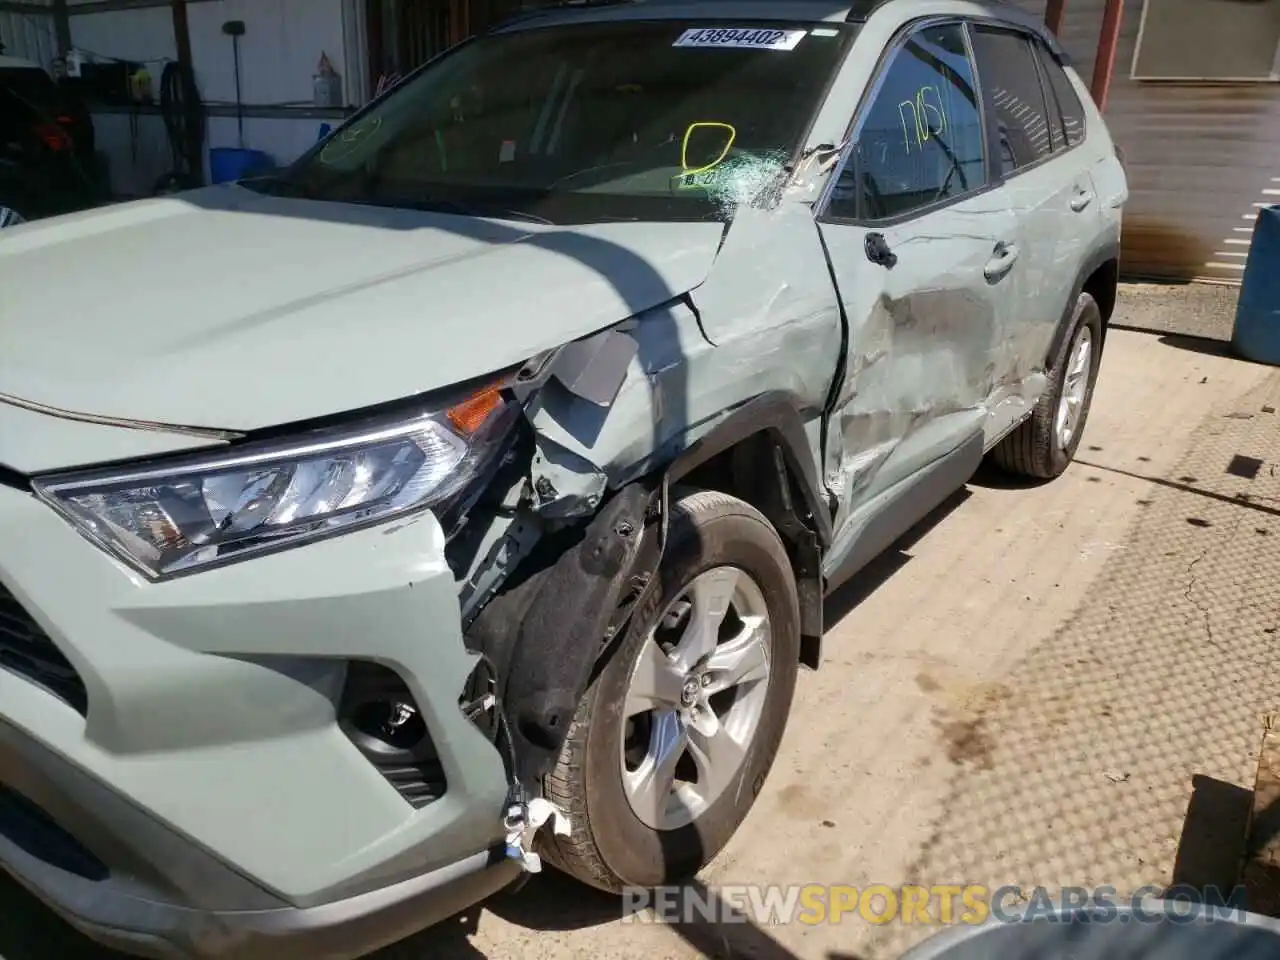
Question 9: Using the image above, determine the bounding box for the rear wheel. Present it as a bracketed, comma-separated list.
[991, 291, 1103, 480]
[540, 489, 800, 891]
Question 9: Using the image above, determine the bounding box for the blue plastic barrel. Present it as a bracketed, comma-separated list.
[209, 147, 276, 184]
[1231, 203, 1280, 365]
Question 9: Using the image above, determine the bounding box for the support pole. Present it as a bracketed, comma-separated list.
[170, 0, 203, 181]
[51, 0, 72, 56]
[366, 0, 385, 96]
[171, 0, 193, 76]
[1044, 0, 1066, 37]
[1089, 0, 1125, 112]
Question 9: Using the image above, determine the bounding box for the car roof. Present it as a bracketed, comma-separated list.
[491, 0, 1057, 40]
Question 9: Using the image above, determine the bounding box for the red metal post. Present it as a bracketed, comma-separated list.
[1089, 0, 1125, 112]
[1044, 0, 1066, 37]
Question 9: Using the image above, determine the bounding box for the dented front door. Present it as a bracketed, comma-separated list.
[812, 20, 1020, 546]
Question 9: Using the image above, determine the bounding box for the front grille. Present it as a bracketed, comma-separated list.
[0, 583, 88, 716]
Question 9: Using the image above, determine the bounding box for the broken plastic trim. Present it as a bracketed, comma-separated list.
[464, 479, 661, 789]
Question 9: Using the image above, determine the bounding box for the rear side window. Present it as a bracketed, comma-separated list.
[969, 26, 1054, 174]
[831, 22, 987, 221]
[1034, 40, 1086, 148]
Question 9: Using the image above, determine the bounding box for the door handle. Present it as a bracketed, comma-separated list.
[1070, 189, 1095, 212]
[983, 242, 1019, 282]
[864, 231, 897, 269]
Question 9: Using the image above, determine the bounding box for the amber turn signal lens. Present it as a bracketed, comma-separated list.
[446, 385, 503, 436]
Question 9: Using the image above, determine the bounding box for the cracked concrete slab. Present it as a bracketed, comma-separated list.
[1, 327, 1277, 960]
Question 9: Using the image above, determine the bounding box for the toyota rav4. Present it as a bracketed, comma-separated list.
[0, 1, 1126, 957]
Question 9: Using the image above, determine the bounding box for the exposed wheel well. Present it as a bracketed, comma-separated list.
[1083, 257, 1119, 333]
[674, 432, 826, 669]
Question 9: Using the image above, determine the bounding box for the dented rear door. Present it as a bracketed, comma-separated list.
[812, 19, 1019, 540]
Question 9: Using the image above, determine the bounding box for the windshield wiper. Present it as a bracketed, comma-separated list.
[240, 174, 315, 199]
[381, 197, 554, 225]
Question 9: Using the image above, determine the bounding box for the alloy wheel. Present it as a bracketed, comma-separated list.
[619, 565, 772, 831]
[1054, 325, 1093, 451]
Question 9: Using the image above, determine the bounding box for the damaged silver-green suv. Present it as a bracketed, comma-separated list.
[0, 0, 1126, 956]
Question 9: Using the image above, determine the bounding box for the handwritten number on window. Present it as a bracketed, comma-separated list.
[898, 85, 947, 154]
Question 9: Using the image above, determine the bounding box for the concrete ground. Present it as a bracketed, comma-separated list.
[1, 287, 1277, 960]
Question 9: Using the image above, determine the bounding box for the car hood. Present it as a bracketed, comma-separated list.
[0, 185, 725, 432]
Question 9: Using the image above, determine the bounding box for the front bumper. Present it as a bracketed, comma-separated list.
[0, 481, 517, 958]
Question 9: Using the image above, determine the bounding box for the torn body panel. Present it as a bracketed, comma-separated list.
[520, 296, 710, 508]
[461, 481, 657, 789]
[816, 192, 1022, 562]
[998, 154, 1103, 381]
[456, 201, 849, 786]
[522, 204, 845, 506]
[689, 202, 846, 452]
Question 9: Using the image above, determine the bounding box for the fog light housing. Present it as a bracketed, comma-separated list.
[338, 662, 446, 808]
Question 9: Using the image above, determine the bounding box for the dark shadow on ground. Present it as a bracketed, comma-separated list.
[383, 873, 826, 960]
[1109, 323, 1233, 350]
[965, 458, 1043, 492]
[823, 487, 972, 625]
[463, 868, 623, 933]
[1168, 774, 1254, 895]
[1075, 460, 1280, 520]
[1108, 324, 1275, 369]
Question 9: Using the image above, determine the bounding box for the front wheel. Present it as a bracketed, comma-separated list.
[540, 489, 800, 891]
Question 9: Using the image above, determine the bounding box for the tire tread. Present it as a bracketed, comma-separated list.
[991, 292, 1101, 480]
[539, 487, 793, 892]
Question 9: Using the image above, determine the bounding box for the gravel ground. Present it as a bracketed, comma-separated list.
[1113, 282, 1242, 343]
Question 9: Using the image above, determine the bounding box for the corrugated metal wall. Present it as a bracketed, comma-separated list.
[0, 0, 56, 71]
[62, 0, 365, 197]
[1014, 0, 1280, 284]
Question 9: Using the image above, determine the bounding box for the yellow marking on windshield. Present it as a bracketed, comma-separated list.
[679, 121, 737, 176]
[319, 117, 384, 164]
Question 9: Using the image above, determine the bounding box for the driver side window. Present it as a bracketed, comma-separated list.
[829, 22, 987, 221]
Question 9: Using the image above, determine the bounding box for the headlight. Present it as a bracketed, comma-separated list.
[32, 383, 518, 580]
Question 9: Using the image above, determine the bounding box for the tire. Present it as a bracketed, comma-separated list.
[991, 291, 1104, 480]
[540, 488, 801, 892]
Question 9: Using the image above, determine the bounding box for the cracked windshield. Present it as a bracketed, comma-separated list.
[262, 20, 856, 223]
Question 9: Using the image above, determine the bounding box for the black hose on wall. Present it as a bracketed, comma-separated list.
[153, 60, 206, 195]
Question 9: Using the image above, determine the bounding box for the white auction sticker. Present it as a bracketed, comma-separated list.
[672, 27, 807, 51]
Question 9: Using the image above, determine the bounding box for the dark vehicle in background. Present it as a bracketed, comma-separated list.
[0, 54, 101, 227]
